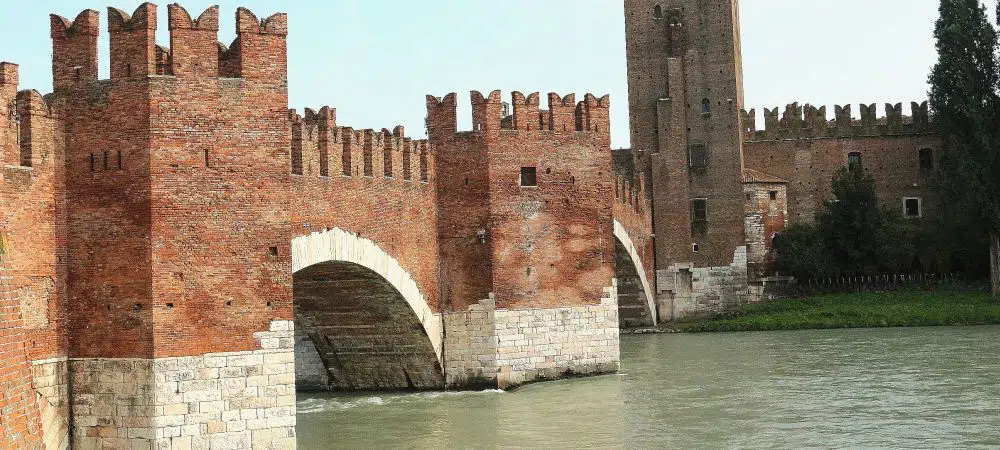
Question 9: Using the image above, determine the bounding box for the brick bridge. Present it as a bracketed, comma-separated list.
[0, 4, 656, 448]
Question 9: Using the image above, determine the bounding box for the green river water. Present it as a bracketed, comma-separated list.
[296, 326, 1000, 449]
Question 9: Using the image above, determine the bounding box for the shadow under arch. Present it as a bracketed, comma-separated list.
[613, 220, 656, 327]
[292, 228, 444, 391]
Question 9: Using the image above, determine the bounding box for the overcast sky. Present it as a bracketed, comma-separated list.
[0, 0, 945, 148]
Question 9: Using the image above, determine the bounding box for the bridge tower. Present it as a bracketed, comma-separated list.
[624, 0, 750, 319]
[52, 5, 296, 448]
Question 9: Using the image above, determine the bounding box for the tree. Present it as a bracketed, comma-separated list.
[928, 0, 1000, 296]
[774, 165, 916, 279]
[817, 166, 916, 276]
[773, 222, 830, 280]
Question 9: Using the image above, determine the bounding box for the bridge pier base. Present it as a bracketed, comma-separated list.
[443, 284, 621, 390]
[69, 321, 298, 450]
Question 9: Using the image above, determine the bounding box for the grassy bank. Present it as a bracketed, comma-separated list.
[673, 290, 1000, 333]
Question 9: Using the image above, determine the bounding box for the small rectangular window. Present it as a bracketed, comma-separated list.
[919, 148, 934, 172]
[848, 152, 862, 170]
[692, 199, 707, 222]
[689, 144, 708, 169]
[904, 198, 922, 218]
[520, 167, 537, 187]
[769, 191, 778, 200]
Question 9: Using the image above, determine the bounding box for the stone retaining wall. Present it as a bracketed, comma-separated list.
[444, 284, 621, 389]
[70, 321, 297, 449]
[32, 357, 70, 450]
[657, 247, 749, 320]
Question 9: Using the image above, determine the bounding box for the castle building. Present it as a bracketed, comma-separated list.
[0, 1, 942, 448]
[0, 4, 623, 448]
[619, 0, 940, 322]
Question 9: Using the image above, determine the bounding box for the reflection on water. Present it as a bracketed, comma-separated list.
[298, 326, 1000, 448]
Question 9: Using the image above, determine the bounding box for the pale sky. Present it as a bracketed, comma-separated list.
[0, 0, 945, 149]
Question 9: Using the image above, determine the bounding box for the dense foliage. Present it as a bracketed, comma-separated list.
[928, 0, 1000, 294]
[774, 165, 916, 279]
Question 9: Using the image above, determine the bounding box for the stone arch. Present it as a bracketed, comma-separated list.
[291, 228, 443, 389]
[613, 220, 656, 326]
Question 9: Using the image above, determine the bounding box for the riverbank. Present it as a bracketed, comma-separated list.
[649, 290, 1000, 333]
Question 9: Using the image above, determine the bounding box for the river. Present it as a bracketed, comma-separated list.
[296, 326, 1000, 448]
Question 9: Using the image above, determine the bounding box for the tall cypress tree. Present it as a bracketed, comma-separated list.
[928, 0, 1000, 295]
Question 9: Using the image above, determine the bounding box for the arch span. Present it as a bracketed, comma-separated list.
[613, 220, 656, 326]
[291, 228, 444, 390]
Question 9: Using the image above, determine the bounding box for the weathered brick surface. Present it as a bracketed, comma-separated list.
[1, 63, 68, 365]
[626, 0, 747, 272]
[742, 171, 789, 279]
[0, 232, 46, 447]
[743, 102, 941, 224]
[613, 172, 655, 326]
[431, 91, 615, 312]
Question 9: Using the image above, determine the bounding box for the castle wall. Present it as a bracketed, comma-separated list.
[743, 103, 941, 224]
[429, 94, 494, 311]
[613, 173, 656, 327]
[68, 321, 295, 449]
[0, 233, 46, 448]
[627, 0, 749, 322]
[2, 63, 71, 448]
[145, 5, 292, 358]
[743, 181, 788, 279]
[432, 90, 620, 387]
[52, 7, 158, 359]
[288, 117, 440, 314]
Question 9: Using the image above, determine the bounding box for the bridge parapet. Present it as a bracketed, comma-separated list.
[613, 172, 656, 326]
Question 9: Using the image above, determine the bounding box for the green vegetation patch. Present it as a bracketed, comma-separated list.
[675, 290, 1000, 333]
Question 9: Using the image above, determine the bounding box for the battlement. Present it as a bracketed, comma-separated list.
[614, 172, 650, 217]
[426, 90, 610, 137]
[50, 3, 287, 87]
[742, 101, 932, 142]
[290, 107, 431, 184]
[1, 63, 57, 169]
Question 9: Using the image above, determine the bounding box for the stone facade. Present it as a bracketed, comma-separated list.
[656, 248, 749, 321]
[69, 321, 296, 449]
[444, 286, 620, 390]
[32, 358, 71, 450]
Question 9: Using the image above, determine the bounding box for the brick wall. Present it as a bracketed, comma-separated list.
[1, 64, 68, 365]
[743, 177, 788, 279]
[290, 109, 440, 314]
[0, 232, 45, 447]
[743, 102, 941, 225]
[147, 5, 292, 357]
[626, 0, 748, 275]
[613, 172, 656, 326]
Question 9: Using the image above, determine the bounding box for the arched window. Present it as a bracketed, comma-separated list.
[701, 98, 711, 115]
[653, 4, 663, 19]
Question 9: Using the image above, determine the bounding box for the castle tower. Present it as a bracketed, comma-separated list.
[431, 90, 620, 388]
[625, 0, 749, 319]
[52, 5, 296, 447]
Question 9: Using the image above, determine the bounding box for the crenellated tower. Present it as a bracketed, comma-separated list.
[49, 4, 296, 447]
[625, 0, 749, 319]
